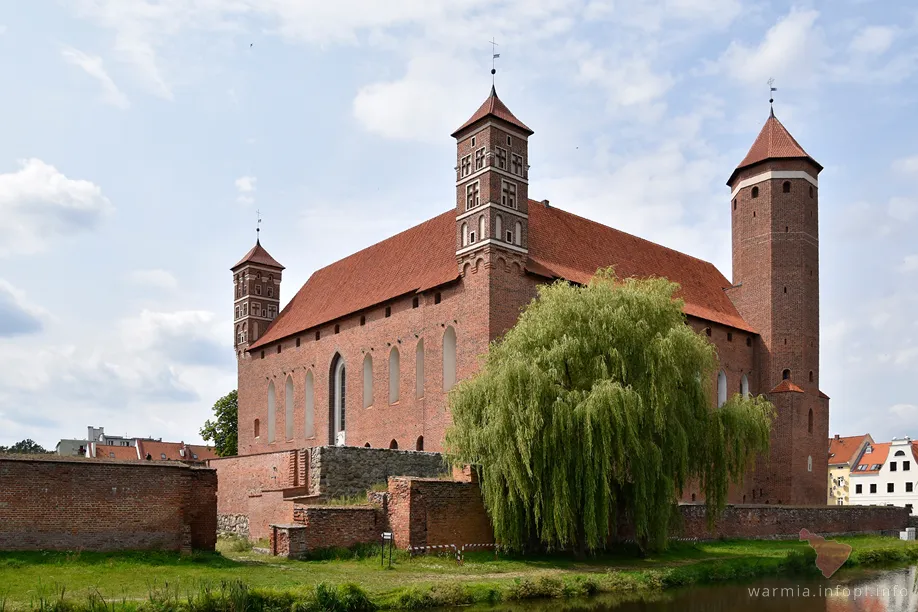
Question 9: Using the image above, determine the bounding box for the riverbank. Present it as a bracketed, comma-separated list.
[2, 536, 917, 610]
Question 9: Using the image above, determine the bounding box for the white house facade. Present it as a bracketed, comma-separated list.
[849, 437, 918, 515]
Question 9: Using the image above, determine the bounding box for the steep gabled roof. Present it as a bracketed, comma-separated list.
[451, 85, 533, 137]
[828, 434, 872, 467]
[250, 200, 754, 350]
[232, 240, 284, 271]
[728, 111, 822, 185]
[770, 380, 805, 393]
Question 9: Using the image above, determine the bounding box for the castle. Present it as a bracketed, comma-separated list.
[231, 86, 829, 506]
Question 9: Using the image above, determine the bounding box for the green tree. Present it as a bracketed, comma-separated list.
[446, 270, 774, 554]
[201, 390, 238, 457]
[0, 439, 49, 454]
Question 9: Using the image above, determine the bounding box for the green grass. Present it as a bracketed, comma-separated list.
[0, 535, 916, 610]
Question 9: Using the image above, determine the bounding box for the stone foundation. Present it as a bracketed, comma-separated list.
[217, 514, 250, 539]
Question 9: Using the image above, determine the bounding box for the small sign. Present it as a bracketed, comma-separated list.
[382, 532, 393, 540]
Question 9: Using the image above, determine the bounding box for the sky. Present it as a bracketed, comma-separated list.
[1, 0, 917, 449]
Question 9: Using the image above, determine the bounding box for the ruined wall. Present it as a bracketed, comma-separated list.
[387, 477, 493, 549]
[308, 446, 448, 498]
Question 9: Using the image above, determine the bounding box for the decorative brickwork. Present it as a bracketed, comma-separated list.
[0, 456, 216, 552]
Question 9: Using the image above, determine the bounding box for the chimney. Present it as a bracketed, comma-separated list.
[834, 434, 840, 441]
[542, 199, 550, 207]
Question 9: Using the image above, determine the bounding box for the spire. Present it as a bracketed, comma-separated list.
[451, 85, 533, 137]
[232, 240, 284, 271]
[727, 112, 822, 185]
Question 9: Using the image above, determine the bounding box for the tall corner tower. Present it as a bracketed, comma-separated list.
[231, 237, 284, 357]
[727, 108, 828, 505]
[451, 85, 534, 339]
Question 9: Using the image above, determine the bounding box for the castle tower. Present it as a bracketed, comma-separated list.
[727, 109, 828, 505]
[452, 85, 534, 339]
[231, 238, 284, 356]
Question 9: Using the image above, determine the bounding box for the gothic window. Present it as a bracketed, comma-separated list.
[478, 215, 485, 243]
[466, 182, 480, 210]
[741, 374, 750, 398]
[502, 181, 517, 208]
[416, 436, 424, 451]
[331, 355, 346, 445]
[461, 222, 469, 247]
[717, 370, 727, 407]
[389, 439, 399, 449]
[496, 147, 507, 170]
[443, 326, 457, 391]
[254, 419, 260, 438]
[305, 370, 315, 438]
[363, 354, 373, 408]
[389, 347, 400, 404]
[267, 380, 277, 443]
[782, 181, 791, 193]
[808, 408, 813, 434]
[514, 221, 522, 246]
[751, 186, 759, 198]
[495, 215, 503, 239]
[460, 155, 471, 177]
[475, 148, 486, 170]
[511, 153, 523, 175]
[285, 376, 295, 440]
[416, 339, 425, 399]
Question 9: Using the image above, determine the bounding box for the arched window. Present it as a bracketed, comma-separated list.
[364, 442, 371, 448]
[254, 419, 260, 439]
[741, 374, 750, 398]
[808, 408, 813, 434]
[416, 339, 425, 399]
[389, 347, 400, 404]
[751, 186, 759, 198]
[807, 455, 813, 472]
[495, 215, 502, 239]
[416, 436, 424, 451]
[305, 370, 315, 438]
[782, 181, 791, 193]
[895, 450, 907, 457]
[389, 439, 399, 450]
[267, 380, 276, 443]
[443, 326, 457, 391]
[363, 354, 373, 408]
[514, 221, 522, 246]
[782, 369, 790, 380]
[330, 355, 346, 445]
[478, 215, 485, 243]
[285, 376, 294, 440]
[717, 370, 727, 407]
[461, 223, 468, 247]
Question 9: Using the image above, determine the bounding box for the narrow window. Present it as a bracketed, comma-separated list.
[727, 332, 733, 342]
[385, 306, 391, 318]
[315, 330, 321, 341]
[334, 324, 340, 334]
[704, 327, 711, 337]
[496, 147, 507, 170]
[495, 215, 503, 239]
[751, 186, 759, 198]
[331, 354, 346, 445]
[434, 293, 441, 305]
[416, 436, 424, 451]
[267, 286, 273, 297]
[469, 230, 476, 243]
[360, 315, 366, 326]
[416, 339, 425, 399]
[254, 419, 260, 438]
[460, 155, 471, 177]
[285, 376, 294, 440]
[363, 354, 373, 408]
[870, 484, 877, 493]
[717, 370, 727, 407]
[733, 199, 737, 211]
[243, 303, 249, 316]
[888, 483, 895, 493]
[474, 147, 485, 170]
[514, 221, 522, 246]
[741, 374, 749, 398]
[782, 181, 791, 193]
[443, 326, 457, 391]
[511, 153, 523, 175]
[746, 337, 752, 347]
[908, 483, 914, 493]
[506, 230, 513, 243]
[277, 344, 281, 354]
[466, 183, 480, 210]
[502, 181, 517, 208]
[891, 462, 898, 472]
[255, 284, 262, 296]
[856, 484, 862, 494]
[296, 337, 301, 348]
[470, 136, 476, 147]
[783, 286, 787, 294]
[905, 461, 911, 471]
[809, 371, 814, 382]
[261, 350, 265, 359]
[267, 380, 276, 443]
[412, 296, 419, 309]
[782, 369, 790, 380]
[807, 455, 812, 472]
[305, 370, 315, 438]
[808, 408, 813, 434]
[389, 439, 399, 450]
[389, 347, 400, 404]
[478, 215, 485, 243]
[461, 222, 469, 246]
[507, 135, 512, 146]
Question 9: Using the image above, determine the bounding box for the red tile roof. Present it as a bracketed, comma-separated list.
[95, 445, 140, 460]
[828, 435, 871, 466]
[770, 380, 805, 393]
[251, 201, 754, 349]
[232, 239, 284, 271]
[451, 85, 533, 137]
[852, 442, 890, 474]
[138, 441, 217, 462]
[728, 112, 822, 185]
[819, 390, 830, 399]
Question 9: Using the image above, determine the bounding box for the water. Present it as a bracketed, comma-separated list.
[463, 566, 918, 611]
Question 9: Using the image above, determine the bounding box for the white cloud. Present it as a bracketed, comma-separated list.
[61, 46, 130, 109]
[577, 52, 674, 110]
[899, 255, 918, 274]
[888, 197, 918, 222]
[718, 9, 825, 87]
[0, 159, 114, 257]
[0, 280, 47, 337]
[894, 156, 918, 176]
[890, 404, 918, 421]
[850, 26, 896, 56]
[128, 269, 178, 291]
[119, 309, 228, 366]
[235, 175, 257, 205]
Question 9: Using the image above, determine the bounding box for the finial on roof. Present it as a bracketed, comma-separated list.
[256, 209, 262, 243]
[490, 37, 499, 85]
[768, 77, 777, 117]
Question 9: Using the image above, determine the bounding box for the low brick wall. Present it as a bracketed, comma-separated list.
[674, 504, 910, 540]
[292, 505, 382, 550]
[308, 446, 448, 498]
[387, 477, 493, 549]
[0, 455, 217, 552]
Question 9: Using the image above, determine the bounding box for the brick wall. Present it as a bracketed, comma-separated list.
[291, 506, 382, 550]
[387, 477, 493, 549]
[308, 446, 448, 498]
[209, 450, 302, 515]
[0, 456, 216, 552]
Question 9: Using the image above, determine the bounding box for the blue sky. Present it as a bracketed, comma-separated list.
[1, 0, 917, 448]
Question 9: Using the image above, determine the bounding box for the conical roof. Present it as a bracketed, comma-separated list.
[232, 239, 284, 271]
[728, 111, 821, 185]
[451, 85, 533, 137]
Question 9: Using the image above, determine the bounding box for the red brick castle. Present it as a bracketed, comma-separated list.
[231, 88, 829, 506]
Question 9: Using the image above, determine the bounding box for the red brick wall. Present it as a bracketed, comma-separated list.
[292, 506, 382, 550]
[0, 456, 216, 552]
[387, 477, 493, 549]
[247, 491, 295, 541]
[209, 450, 300, 515]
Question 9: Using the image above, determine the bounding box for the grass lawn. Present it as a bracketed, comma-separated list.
[1, 535, 916, 610]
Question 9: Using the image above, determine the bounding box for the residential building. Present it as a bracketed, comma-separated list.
[849, 437, 918, 515]
[827, 433, 874, 505]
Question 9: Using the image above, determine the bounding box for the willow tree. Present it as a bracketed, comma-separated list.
[445, 269, 774, 553]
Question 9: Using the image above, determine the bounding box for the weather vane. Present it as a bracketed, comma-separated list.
[768, 78, 777, 114]
[489, 37, 500, 84]
[256, 209, 262, 241]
